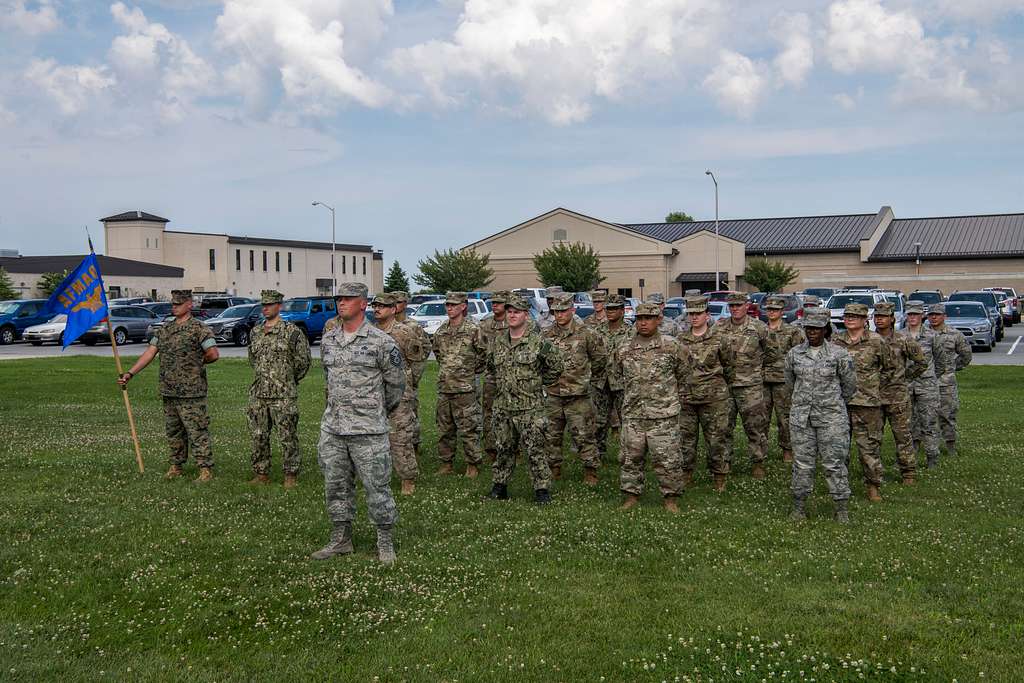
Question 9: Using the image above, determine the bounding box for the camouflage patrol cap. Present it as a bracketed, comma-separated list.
[260, 289, 284, 305]
[765, 295, 786, 309]
[445, 291, 468, 305]
[843, 302, 869, 317]
[490, 290, 511, 304]
[545, 286, 564, 299]
[927, 303, 946, 315]
[589, 290, 607, 303]
[170, 290, 192, 305]
[635, 302, 661, 317]
[506, 294, 531, 311]
[685, 295, 709, 313]
[726, 292, 748, 305]
[645, 292, 665, 304]
[906, 300, 925, 314]
[605, 293, 625, 309]
[873, 301, 896, 316]
[372, 292, 398, 307]
[391, 291, 410, 303]
[336, 282, 368, 299]
[549, 293, 575, 311]
[803, 308, 830, 328]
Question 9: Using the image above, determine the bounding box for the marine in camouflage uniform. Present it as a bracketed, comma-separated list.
[904, 301, 942, 467]
[676, 296, 732, 491]
[873, 301, 928, 483]
[717, 292, 770, 478]
[613, 302, 688, 511]
[372, 292, 430, 495]
[596, 294, 634, 462]
[831, 302, 891, 501]
[542, 292, 608, 485]
[313, 282, 405, 565]
[926, 303, 972, 456]
[485, 294, 564, 503]
[762, 295, 805, 463]
[477, 290, 512, 463]
[431, 291, 487, 476]
[247, 290, 311, 487]
[785, 308, 856, 522]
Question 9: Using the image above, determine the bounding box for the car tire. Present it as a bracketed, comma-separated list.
[30, 340, 42, 346]
[83, 338, 96, 346]
[58, 333, 64, 346]
[979, 343, 992, 352]
[235, 328, 250, 346]
[114, 328, 128, 346]
[0, 326, 14, 345]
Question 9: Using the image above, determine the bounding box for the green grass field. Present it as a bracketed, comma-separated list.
[1, 357, 1021, 681]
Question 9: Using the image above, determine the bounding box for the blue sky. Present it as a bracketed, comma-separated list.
[1, 0, 1022, 277]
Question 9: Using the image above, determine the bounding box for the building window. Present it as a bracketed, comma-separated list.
[235, 249, 241, 271]
[287, 252, 292, 272]
[341, 254, 346, 274]
[352, 255, 356, 274]
[249, 250, 254, 271]
[262, 250, 268, 272]
[209, 248, 216, 271]
[155, 238, 158, 248]
[362, 256, 366, 275]
[553, 228, 567, 242]
[146, 238, 150, 248]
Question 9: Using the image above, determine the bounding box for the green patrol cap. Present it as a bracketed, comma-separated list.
[445, 291, 468, 305]
[507, 294, 531, 311]
[843, 302, 869, 317]
[336, 282, 368, 299]
[391, 291, 410, 303]
[928, 303, 945, 315]
[765, 295, 786, 309]
[260, 289, 284, 305]
[873, 301, 896, 316]
[589, 290, 607, 303]
[171, 289, 192, 305]
[803, 308, 830, 328]
[726, 292, 748, 305]
[549, 293, 575, 311]
[644, 292, 665, 304]
[605, 293, 625, 309]
[491, 290, 510, 304]
[635, 302, 661, 317]
[906, 300, 925, 314]
[545, 286, 564, 299]
[685, 295, 709, 313]
[372, 292, 398, 307]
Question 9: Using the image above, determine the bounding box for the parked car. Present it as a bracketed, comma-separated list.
[947, 291, 1004, 341]
[410, 293, 442, 306]
[747, 292, 767, 317]
[109, 296, 154, 306]
[984, 287, 1020, 323]
[909, 290, 944, 307]
[279, 296, 338, 341]
[663, 303, 685, 321]
[206, 303, 263, 346]
[757, 292, 803, 323]
[411, 299, 490, 335]
[991, 291, 1014, 327]
[146, 314, 174, 339]
[197, 296, 256, 318]
[936, 302, 996, 352]
[803, 287, 836, 301]
[576, 305, 596, 319]
[80, 305, 158, 345]
[0, 299, 51, 344]
[467, 291, 493, 300]
[23, 314, 68, 346]
[707, 301, 731, 325]
[824, 291, 888, 330]
[141, 302, 173, 317]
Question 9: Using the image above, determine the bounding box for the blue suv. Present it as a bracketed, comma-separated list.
[0, 299, 51, 344]
[280, 296, 338, 341]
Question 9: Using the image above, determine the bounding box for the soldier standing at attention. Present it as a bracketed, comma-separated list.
[543, 292, 608, 485]
[312, 282, 405, 565]
[393, 291, 412, 323]
[718, 292, 770, 479]
[372, 292, 429, 495]
[432, 291, 487, 478]
[478, 291, 511, 464]
[614, 302, 688, 512]
[597, 294, 633, 461]
[763, 295, 805, 463]
[246, 290, 311, 488]
[676, 296, 732, 492]
[785, 308, 857, 523]
[118, 289, 219, 482]
[584, 290, 608, 327]
[537, 285, 564, 330]
[903, 301, 942, 468]
[646, 293, 680, 336]
[926, 303, 972, 456]
[873, 301, 928, 484]
[390, 289, 429, 460]
[832, 302, 889, 502]
[584, 290, 613, 461]
[485, 294, 564, 503]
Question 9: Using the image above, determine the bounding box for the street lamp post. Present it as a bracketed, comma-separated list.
[914, 242, 922, 277]
[312, 201, 336, 295]
[705, 170, 720, 290]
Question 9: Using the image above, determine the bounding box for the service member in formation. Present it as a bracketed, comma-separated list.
[537, 285, 564, 330]
[372, 292, 429, 495]
[614, 302, 688, 512]
[596, 293, 634, 461]
[762, 295, 805, 463]
[903, 301, 942, 467]
[477, 290, 511, 464]
[926, 303, 972, 456]
[717, 292, 770, 478]
[313, 282, 405, 565]
[676, 295, 732, 491]
[431, 291, 487, 477]
[246, 290, 311, 488]
[392, 291, 412, 323]
[584, 290, 608, 328]
[485, 294, 564, 503]
[784, 308, 857, 523]
[831, 302, 890, 501]
[118, 289, 219, 482]
[542, 292, 608, 485]
[873, 301, 928, 484]
[645, 292, 680, 336]
[390, 289, 429, 460]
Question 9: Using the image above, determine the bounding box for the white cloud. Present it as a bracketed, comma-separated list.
[24, 58, 116, 115]
[702, 50, 767, 118]
[931, 0, 1024, 22]
[772, 12, 813, 86]
[0, 0, 59, 35]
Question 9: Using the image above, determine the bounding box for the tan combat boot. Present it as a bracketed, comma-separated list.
[866, 484, 882, 502]
[713, 474, 727, 493]
[583, 467, 599, 487]
[682, 470, 694, 489]
[465, 464, 479, 480]
[619, 494, 639, 511]
[283, 474, 298, 489]
[248, 473, 270, 485]
[165, 464, 183, 480]
[751, 464, 767, 480]
[436, 462, 454, 475]
[400, 479, 416, 496]
[782, 450, 793, 463]
[195, 467, 213, 483]
[663, 496, 680, 514]
[901, 473, 916, 486]
[550, 464, 562, 480]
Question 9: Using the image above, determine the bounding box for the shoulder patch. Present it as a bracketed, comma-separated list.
[389, 347, 403, 367]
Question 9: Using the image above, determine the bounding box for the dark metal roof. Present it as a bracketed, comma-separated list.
[620, 214, 879, 254]
[0, 255, 183, 277]
[675, 272, 728, 281]
[226, 235, 373, 252]
[871, 214, 1024, 261]
[100, 211, 170, 223]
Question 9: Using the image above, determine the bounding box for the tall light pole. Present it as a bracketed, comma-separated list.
[312, 201, 336, 295]
[705, 170, 720, 290]
[914, 241, 922, 277]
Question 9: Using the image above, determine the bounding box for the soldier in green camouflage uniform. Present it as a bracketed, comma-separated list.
[391, 290, 426, 458]
[646, 292, 680, 336]
[583, 290, 614, 461]
[537, 285, 563, 330]
[926, 303, 972, 456]
[584, 290, 608, 329]
[717, 292, 770, 478]
[873, 301, 928, 484]
[485, 294, 564, 504]
[904, 301, 942, 467]
[543, 292, 608, 485]
[785, 308, 857, 523]
[246, 290, 311, 488]
[613, 302, 688, 512]
[598, 294, 634, 462]
[832, 302, 891, 501]
[372, 292, 430, 495]
[313, 282, 405, 565]
[478, 290, 511, 463]
[763, 295, 805, 463]
[676, 296, 732, 492]
[393, 291, 412, 323]
[432, 291, 487, 477]
[119, 289, 220, 482]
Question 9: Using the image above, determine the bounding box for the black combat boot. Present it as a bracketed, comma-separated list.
[534, 488, 552, 505]
[485, 483, 509, 500]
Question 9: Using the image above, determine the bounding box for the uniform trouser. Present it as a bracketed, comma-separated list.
[591, 383, 613, 459]
[910, 382, 941, 458]
[163, 396, 213, 468]
[725, 384, 769, 465]
[938, 383, 960, 451]
[679, 398, 731, 475]
[881, 399, 916, 475]
[481, 380, 497, 455]
[317, 430, 398, 527]
[389, 399, 419, 481]
[545, 394, 600, 469]
[436, 391, 483, 465]
[790, 417, 851, 501]
[492, 408, 552, 491]
[764, 381, 794, 452]
[247, 396, 300, 475]
[848, 405, 884, 486]
[619, 417, 685, 497]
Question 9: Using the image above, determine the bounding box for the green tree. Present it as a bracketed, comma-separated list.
[36, 270, 69, 297]
[414, 248, 494, 293]
[384, 261, 411, 293]
[742, 258, 799, 293]
[665, 211, 695, 223]
[532, 241, 605, 293]
[0, 267, 19, 299]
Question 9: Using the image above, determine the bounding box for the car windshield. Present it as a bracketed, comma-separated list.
[282, 300, 309, 312]
[416, 303, 447, 316]
[828, 294, 874, 308]
[912, 292, 942, 304]
[882, 295, 904, 311]
[0, 302, 20, 314]
[217, 305, 253, 319]
[948, 292, 996, 306]
[804, 288, 833, 298]
[663, 307, 683, 319]
[47, 314, 67, 323]
[750, 293, 766, 303]
[993, 292, 1007, 301]
[708, 303, 726, 315]
[944, 303, 986, 318]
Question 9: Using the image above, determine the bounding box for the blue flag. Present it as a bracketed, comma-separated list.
[44, 253, 109, 349]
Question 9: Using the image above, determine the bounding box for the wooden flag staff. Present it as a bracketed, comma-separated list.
[108, 323, 145, 473]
